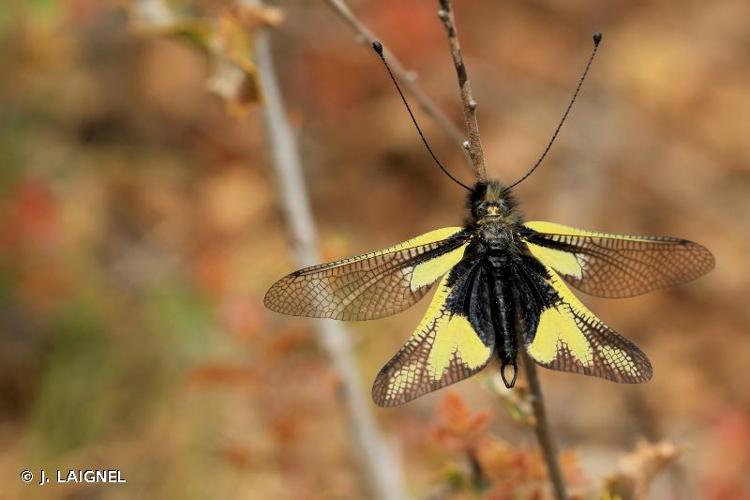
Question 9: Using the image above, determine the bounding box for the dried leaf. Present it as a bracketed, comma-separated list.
[204, 8, 264, 116]
[124, 0, 271, 115]
[602, 440, 683, 500]
[432, 392, 491, 452]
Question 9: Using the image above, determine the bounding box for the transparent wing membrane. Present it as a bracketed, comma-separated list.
[524, 221, 715, 298]
[525, 266, 652, 383]
[372, 263, 494, 406]
[264, 227, 468, 321]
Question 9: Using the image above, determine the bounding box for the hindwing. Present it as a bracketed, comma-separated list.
[372, 259, 494, 406]
[521, 263, 652, 383]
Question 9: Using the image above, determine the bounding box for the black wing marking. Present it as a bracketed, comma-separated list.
[515, 258, 651, 383]
[372, 259, 495, 406]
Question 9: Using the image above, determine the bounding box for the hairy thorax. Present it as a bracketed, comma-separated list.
[466, 180, 526, 269]
[478, 221, 524, 269]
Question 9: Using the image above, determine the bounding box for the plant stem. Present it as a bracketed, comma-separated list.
[520, 350, 568, 500]
[437, 1, 566, 497]
[325, 0, 472, 167]
[436, 0, 487, 181]
[255, 27, 407, 500]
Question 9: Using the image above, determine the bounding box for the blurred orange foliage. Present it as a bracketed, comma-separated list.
[0, 0, 748, 498]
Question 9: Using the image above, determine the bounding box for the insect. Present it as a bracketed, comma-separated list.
[264, 34, 715, 407]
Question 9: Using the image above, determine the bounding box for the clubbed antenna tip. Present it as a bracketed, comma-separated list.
[370, 37, 470, 191]
[507, 31, 603, 190]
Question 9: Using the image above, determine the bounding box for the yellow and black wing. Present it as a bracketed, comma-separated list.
[523, 264, 652, 383]
[372, 260, 495, 406]
[264, 227, 470, 321]
[522, 221, 714, 298]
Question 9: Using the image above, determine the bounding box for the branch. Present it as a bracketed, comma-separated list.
[437, 0, 487, 181]
[324, 0, 472, 167]
[519, 350, 568, 500]
[254, 28, 407, 500]
[436, 1, 566, 497]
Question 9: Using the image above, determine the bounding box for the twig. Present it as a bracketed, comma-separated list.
[436, 1, 567, 498]
[324, 0, 472, 167]
[520, 350, 568, 500]
[466, 446, 489, 492]
[255, 27, 407, 500]
[129, 1, 398, 497]
[436, 0, 487, 181]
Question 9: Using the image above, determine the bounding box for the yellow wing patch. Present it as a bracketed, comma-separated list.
[427, 315, 489, 379]
[525, 243, 585, 279]
[525, 266, 652, 384]
[410, 245, 466, 292]
[373, 273, 494, 407]
[529, 307, 592, 365]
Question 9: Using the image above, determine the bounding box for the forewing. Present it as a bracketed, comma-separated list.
[524, 265, 652, 383]
[264, 227, 469, 321]
[372, 261, 494, 407]
[523, 221, 715, 298]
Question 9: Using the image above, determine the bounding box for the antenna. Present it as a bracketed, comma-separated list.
[372, 41, 471, 191]
[507, 32, 603, 190]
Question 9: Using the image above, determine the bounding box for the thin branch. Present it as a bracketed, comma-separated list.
[324, 0, 472, 167]
[437, 0, 487, 181]
[255, 28, 407, 500]
[436, 1, 567, 497]
[519, 350, 568, 500]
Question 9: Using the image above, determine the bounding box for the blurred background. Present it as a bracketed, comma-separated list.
[1, 0, 748, 498]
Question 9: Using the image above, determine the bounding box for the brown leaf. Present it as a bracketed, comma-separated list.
[603, 440, 683, 500]
[432, 392, 491, 452]
[124, 0, 270, 115]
